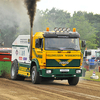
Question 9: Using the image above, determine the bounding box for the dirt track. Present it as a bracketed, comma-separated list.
[0, 78, 100, 100]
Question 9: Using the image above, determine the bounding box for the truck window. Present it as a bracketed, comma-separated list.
[85, 51, 91, 56]
[35, 39, 43, 48]
[96, 52, 100, 57]
[45, 38, 80, 50]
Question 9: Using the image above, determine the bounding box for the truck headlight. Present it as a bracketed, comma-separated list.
[46, 70, 52, 74]
[76, 70, 81, 74]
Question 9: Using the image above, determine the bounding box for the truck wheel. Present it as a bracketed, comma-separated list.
[11, 59, 25, 80]
[68, 77, 79, 86]
[31, 66, 41, 84]
[11, 59, 18, 80]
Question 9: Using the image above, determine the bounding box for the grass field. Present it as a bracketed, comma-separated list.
[82, 70, 100, 82]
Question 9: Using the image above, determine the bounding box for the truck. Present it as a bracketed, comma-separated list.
[95, 51, 100, 69]
[83, 49, 100, 70]
[95, 51, 100, 61]
[83, 49, 100, 62]
[11, 27, 86, 85]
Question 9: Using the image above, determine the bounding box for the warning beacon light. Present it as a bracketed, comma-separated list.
[54, 27, 58, 32]
[73, 28, 76, 32]
[62, 28, 67, 31]
[46, 27, 49, 31]
[58, 27, 63, 32]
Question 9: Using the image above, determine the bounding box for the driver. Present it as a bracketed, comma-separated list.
[67, 39, 77, 48]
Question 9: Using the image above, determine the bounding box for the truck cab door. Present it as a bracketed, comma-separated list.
[35, 38, 43, 64]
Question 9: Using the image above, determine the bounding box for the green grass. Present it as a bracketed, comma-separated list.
[82, 70, 100, 82]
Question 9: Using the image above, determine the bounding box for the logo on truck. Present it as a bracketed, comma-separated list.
[23, 57, 27, 60]
[59, 61, 69, 64]
[56, 59, 72, 66]
[15, 50, 18, 55]
[19, 57, 22, 60]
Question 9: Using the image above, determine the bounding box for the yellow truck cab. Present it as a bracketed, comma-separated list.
[11, 28, 86, 85]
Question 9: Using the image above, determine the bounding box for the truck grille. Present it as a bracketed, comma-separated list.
[46, 59, 80, 67]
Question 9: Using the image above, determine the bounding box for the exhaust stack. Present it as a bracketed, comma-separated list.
[30, 28, 33, 60]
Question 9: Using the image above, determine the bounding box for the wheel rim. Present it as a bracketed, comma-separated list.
[32, 70, 35, 81]
[11, 66, 15, 77]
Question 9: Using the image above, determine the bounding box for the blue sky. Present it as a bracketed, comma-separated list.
[37, 0, 100, 15]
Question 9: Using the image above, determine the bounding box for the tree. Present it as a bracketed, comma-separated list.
[68, 12, 97, 49]
[84, 12, 100, 47]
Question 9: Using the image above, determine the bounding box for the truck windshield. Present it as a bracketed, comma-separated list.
[45, 38, 80, 50]
[96, 52, 100, 57]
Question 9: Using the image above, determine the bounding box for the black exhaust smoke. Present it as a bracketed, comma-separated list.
[24, 0, 40, 28]
[24, 0, 40, 60]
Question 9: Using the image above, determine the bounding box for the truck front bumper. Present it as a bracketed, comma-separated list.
[39, 69, 82, 78]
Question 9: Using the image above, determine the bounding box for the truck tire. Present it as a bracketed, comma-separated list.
[11, 59, 25, 80]
[31, 66, 41, 84]
[68, 77, 79, 86]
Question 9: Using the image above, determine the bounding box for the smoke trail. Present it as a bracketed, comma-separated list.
[24, 0, 40, 60]
[24, 0, 40, 28]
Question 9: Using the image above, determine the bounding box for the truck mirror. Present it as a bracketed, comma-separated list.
[82, 40, 86, 47]
[85, 51, 87, 56]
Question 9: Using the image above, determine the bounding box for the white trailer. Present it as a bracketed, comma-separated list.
[12, 35, 31, 64]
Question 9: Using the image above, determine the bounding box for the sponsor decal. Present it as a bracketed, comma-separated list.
[28, 39, 30, 44]
[36, 55, 42, 58]
[19, 50, 25, 56]
[15, 50, 18, 55]
[23, 57, 27, 60]
[3, 58, 10, 60]
[19, 66, 26, 71]
[21, 51, 25, 56]
[33, 49, 42, 58]
[20, 48, 25, 49]
[18, 66, 30, 73]
[47, 54, 63, 57]
[19, 57, 22, 60]
[65, 55, 80, 57]
[20, 39, 28, 44]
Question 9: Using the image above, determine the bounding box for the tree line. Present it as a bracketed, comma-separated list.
[33, 8, 99, 49]
[0, 2, 100, 49]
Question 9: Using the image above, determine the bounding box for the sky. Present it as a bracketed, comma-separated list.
[37, 0, 100, 15]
